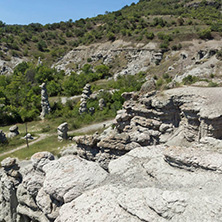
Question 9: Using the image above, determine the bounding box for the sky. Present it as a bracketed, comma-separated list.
[0, 0, 139, 25]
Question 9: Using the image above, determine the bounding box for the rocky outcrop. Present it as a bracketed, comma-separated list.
[39, 83, 51, 120]
[52, 40, 157, 77]
[2, 86, 222, 221]
[3, 145, 222, 221]
[70, 87, 222, 170]
[0, 152, 107, 222]
[0, 57, 26, 76]
[55, 145, 222, 221]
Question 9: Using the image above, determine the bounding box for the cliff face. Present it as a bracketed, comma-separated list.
[2, 86, 222, 221]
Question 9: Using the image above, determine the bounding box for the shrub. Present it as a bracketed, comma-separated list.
[171, 43, 182, 51]
[182, 75, 198, 85]
[198, 28, 212, 40]
[160, 41, 169, 49]
[107, 32, 116, 41]
[156, 78, 164, 88]
[37, 40, 47, 52]
[208, 81, 218, 87]
[145, 32, 154, 40]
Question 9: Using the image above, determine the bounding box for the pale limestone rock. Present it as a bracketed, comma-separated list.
[57, 122, 68, 141]
[31, 152, 55, 171]
[42, 155, 108, 203]
[39, 82, 51, 119]
[8, 125, 19, 138]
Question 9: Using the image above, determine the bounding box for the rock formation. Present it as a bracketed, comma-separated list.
[151, 51, 163, 65]
[57, 122, 68, 141]
[79, 84, 91, 114]
[8, 125, 19, 138]
[0, 157, 21, 222]
[0, 62, 8, 75]
[23, 133, 34, 140]
[37, 57, 43, 66]
[99, 98, 106, 110]
[39, 83, 51, 120]
[0, 129, 7, 143]
[2, 86, 222, 221]
[71, 86, 222, 170]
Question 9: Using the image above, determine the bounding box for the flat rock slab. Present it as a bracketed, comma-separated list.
[164, 86, 222, 119]
[42, 155, 108, 203]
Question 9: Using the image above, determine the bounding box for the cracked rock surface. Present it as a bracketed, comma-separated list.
[2, 87, 222, 221]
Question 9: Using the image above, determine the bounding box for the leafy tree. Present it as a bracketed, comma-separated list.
[107, 32, 116, 41]
[95, 64, 110, 78]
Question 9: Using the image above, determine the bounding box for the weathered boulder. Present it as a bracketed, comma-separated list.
[8, 125, 19, 138]
[31, 152, 55, 172]
[23, 133, 34, 140]
[140, 78, 156, 93]
[55, 145, 222, 222]
[151, 51, 163, 65]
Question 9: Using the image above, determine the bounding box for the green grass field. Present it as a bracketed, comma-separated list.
[0, 135, 71, 162]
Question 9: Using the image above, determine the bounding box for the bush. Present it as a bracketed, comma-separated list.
[182, 75, 198, 85]
[107, 32, 116, 41]
[216, 50, 222, 60]
[156, 78, 164, 88]
[208, 81, 218, 87]
[171, 43, 182, 51]
[198, 28, 212, 40]
[145, 32, 154, 40]
[37, 40, 47, 52]
[160, 41, 169, 49]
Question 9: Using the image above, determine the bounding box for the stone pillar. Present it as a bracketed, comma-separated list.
[79, 84, 92, 114]
[57, 122, 68, 141]
[39, 83, 51, 120]
[99, 98, 106, 110]
[37, 57, 43, 66]
[0, 158, 21, 222]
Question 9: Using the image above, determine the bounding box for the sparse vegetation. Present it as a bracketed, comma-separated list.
[0, 0, 221, 63]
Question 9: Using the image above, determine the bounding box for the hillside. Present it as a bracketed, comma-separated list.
[0, 0, 222, 127]
[0, 0, 221, 66]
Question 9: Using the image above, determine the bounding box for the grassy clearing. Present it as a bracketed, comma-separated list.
[0, 135, 71, 162]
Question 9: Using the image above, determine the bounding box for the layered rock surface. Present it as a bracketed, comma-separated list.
[1, 86, 222, 221]
[71, 86, 222, 169]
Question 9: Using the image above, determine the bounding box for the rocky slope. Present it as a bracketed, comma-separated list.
[1, 86, 222, 221]
[52, 39, 222, 85]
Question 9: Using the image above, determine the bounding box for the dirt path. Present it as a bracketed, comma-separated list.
[70, 119, 114, 134]
[0, 119, 115, 158]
